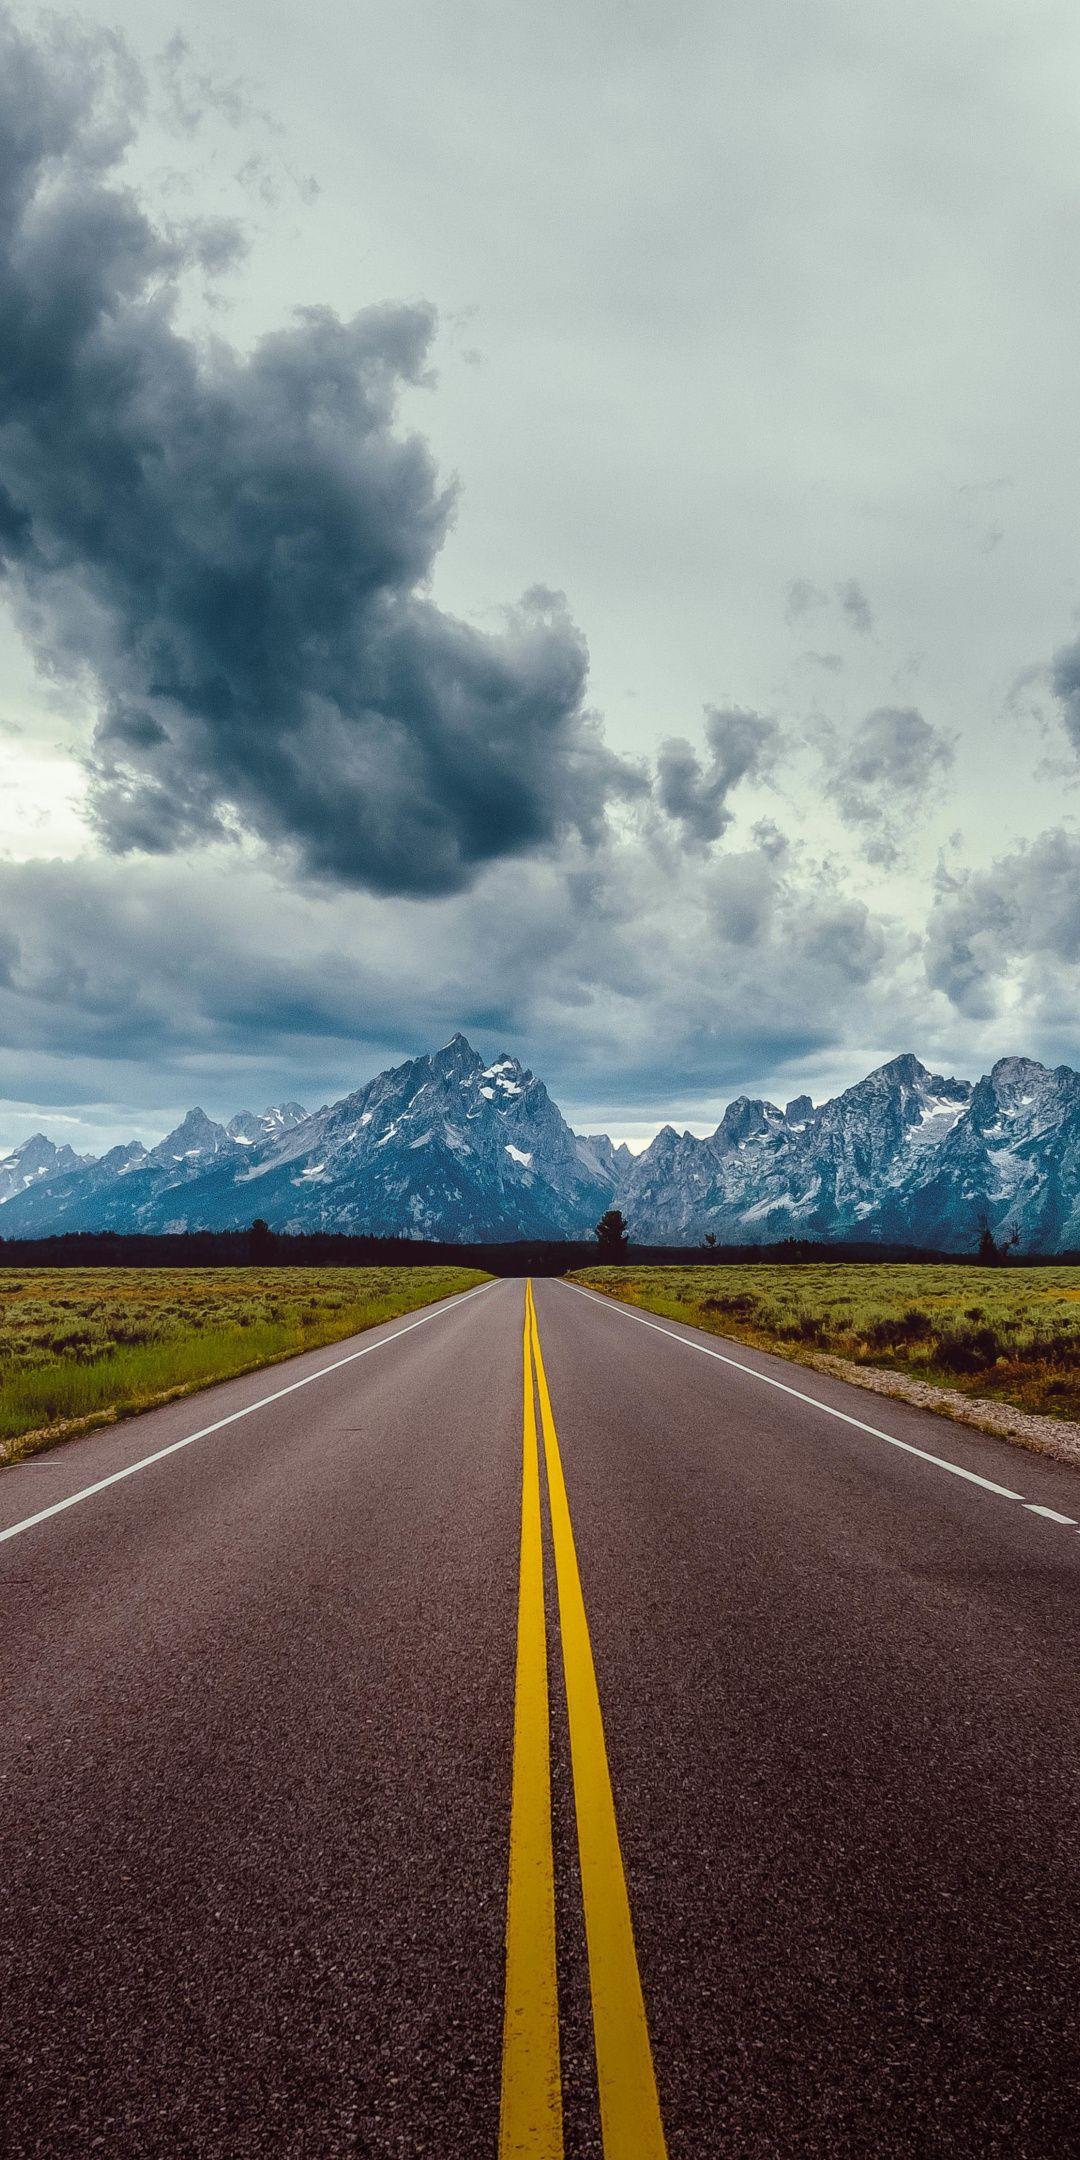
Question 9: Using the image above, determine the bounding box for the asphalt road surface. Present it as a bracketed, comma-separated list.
[3, 1274, 1080, 2158]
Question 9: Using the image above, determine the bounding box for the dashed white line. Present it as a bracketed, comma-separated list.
[559, 1282, 1079, 1524]
[0, 1280, 494, 1547]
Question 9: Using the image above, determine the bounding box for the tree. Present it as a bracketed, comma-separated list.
[248, 1217, 275, 1265]
[594, 1208, 630, 1261]
[703, 1231, 718, 1249]
[976, 1212, 1020, 1266]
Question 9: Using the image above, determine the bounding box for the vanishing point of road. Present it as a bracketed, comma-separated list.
[3, 1275, 1080, 2157]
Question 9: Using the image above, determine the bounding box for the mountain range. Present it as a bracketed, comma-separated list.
[3, 1037, 1080, 1251]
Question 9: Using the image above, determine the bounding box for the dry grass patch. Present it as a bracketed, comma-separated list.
[0, 1265, 488, 1463]
[572, 1263, 1080, 1425]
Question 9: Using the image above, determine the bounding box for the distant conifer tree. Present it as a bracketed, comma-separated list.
[594, 1208, 630, 1260]
[976, 1212, 1020, 1265]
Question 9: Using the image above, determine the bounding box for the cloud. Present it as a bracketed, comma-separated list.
[836, 578, 874, 635]
[785, 578, 827, 624]
[0, 922, 17, 984]
[827, 706, 953, 865]
[785, 579, 873, 637]
[0, 830, 904, 1133]
[1051, 634, 1080, 755]
[0, 10, 641, 897]
[926, 827, 1080, 1020]
[655, 707, 781, 848]
[157, 32, 254, 135]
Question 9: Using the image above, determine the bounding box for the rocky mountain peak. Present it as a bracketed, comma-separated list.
[228, 1102, 309, 1147]
[6, 1040, 1080, 1251]
[5, 1133, 54, 1168]
[261, 1101, 308, 1130]
[853, 1053, 929, 1096]
[0, 1131, 90, 1206]
[149, 1107, 232, 1166]
[430, 1032, 483, 1078]
[987, 1055, 1050, 1096]
[714, 1096, 784, 1150]
[101, 1141, 148, 1172]
[227, 1111, 264, 1145]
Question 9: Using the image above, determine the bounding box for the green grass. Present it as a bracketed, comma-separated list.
[0, 1265, 489, 1463]
[572, 1263, 1080, 1425]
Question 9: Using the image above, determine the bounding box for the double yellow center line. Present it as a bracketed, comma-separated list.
[499, 1280, 668, 2158]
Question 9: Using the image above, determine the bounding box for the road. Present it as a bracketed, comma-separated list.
[3, 1273, 1080, 2158]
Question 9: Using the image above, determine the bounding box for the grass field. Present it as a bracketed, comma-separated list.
[0, 1266, 488, 1463]
[574, 1263, 1080, 1426]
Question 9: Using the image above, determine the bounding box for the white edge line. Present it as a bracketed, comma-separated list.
[0, 1279, 495, 1546]
[559, 1281, 1027, 1503]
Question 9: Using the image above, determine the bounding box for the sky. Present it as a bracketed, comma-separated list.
[2, 0, 1080, 1154]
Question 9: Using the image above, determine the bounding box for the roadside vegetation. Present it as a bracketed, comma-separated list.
[574, 1263, 1080, 1426]
[0, 1266, 488, 1464]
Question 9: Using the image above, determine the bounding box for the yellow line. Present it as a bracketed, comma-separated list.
[527, 1281, 668, 2160]
[499, 1286, 563, 2158]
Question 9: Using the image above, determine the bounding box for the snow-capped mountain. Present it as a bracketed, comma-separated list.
[0, 1041, 612, 1242]
[616, 1052, 1080, 1251]
[0, 1132, 93, 1207]
[146, 1107, 244, 1170]
[4, 1043, 1080, 1249]
[227, 1103, 308, 1147]
[0, 1105, 308, 1239]
[618, 1054, 976, 1243]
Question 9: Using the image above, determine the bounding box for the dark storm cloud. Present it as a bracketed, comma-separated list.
[0, 11, 640, 896]
[926, 828, 1080, 1019]
[827, 706, 953, 865]
[656, 707, 780, 847]
[797, 894, 886, 983]
[0, 838, 903, 1131]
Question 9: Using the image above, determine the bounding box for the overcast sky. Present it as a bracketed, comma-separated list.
[3, 0, 1080, 1153]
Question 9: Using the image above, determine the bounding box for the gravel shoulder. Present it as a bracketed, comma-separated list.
[807, 1350, 1080, 1469]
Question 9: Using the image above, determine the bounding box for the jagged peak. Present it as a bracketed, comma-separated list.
[9, 1038, 1080, 1250]
[714, 1095, 784, 1146]
[429, 1032, 483, 1075]
[989, 1054, 1049, 1082]
[149, 1105, 231, 1162]
[864, 1053, 929, 1087]
[645, 1124, 681, 1151]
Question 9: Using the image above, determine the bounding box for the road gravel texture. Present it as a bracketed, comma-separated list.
[3, 1275, 1080, 2156]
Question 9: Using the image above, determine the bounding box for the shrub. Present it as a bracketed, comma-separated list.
[934, 1324, 1003, 1374]
[865, 1307, 933, 1350]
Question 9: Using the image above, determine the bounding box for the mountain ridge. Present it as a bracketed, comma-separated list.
[4, 1039, 1080, 1251]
